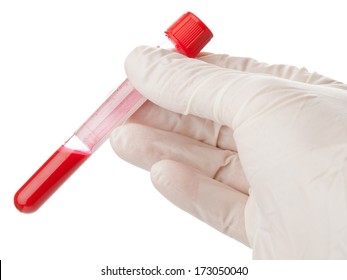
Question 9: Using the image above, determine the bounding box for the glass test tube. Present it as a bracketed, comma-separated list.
[14, 12, 213, 213]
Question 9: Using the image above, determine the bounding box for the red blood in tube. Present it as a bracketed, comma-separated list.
[15, 146, 90, 213]
[14, 12, 214, 213]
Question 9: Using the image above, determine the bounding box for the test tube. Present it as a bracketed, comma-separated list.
[14, 12, 213, 213]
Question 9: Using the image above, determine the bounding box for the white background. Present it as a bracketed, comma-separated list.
[0, 0, 346, 279]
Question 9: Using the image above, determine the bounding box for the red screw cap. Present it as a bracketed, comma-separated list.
[165, 12, 213, 58]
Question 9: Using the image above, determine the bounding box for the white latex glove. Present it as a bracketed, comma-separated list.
[110, 46, 347, 259]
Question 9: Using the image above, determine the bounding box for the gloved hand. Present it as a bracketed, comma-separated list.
[110, 46, 347, 259]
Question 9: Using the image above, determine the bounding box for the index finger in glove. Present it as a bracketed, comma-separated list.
[125, 46, 347, 129]
[198, 53, 347, 89]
